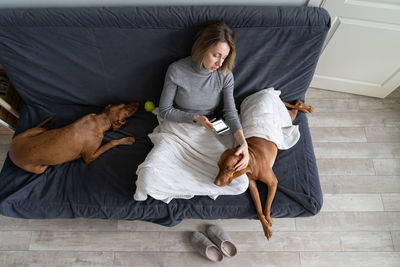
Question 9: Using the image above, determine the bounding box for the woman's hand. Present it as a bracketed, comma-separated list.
[233, 130, 249, 171]
[234, 142, 249, 171]
[193, 115, 216, 131]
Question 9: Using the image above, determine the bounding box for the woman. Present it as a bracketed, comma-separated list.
[159, 21, 249, 171]
[134, 21, 249, 203]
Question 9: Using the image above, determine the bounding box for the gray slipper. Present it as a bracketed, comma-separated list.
[190, 231, 223, 262]
[206, 224, 237, 257]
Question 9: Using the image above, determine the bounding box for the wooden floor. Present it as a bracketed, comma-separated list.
[0, 87, 399, 266]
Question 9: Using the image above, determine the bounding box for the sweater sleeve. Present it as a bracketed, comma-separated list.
[159, 65, 198, 123]
[222, 72, 243, 133]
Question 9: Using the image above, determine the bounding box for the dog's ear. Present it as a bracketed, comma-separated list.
[111, 120, 125, 131]
[104, 104, 112, 112]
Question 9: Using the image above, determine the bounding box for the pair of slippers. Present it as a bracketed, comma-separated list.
[190, 224, 237, 262]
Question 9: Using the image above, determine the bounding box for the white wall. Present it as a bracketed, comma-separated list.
[0, 0, 308, 8]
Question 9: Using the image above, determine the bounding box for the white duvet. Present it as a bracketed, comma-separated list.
[240, 87, 300, 150]
[134, 109, 249, 204]
[134, 87, 300, 204]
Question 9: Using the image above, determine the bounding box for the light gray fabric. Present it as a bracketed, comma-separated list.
[206, 224, 238, 257]
[190, 231, 224, 262]
[159, 56, 242, 133]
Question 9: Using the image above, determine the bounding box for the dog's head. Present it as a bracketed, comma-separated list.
[214, 147, 247, 187]
[104, 102, 140, 131]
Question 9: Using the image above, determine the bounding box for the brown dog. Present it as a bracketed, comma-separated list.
[214, 100, 313, 239]
[9, 102, 139, 174]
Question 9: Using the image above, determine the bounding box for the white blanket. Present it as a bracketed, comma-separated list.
[240, 87, 300, 150]
[134, 109, 249, 204]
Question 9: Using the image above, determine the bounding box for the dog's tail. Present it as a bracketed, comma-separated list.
[283, 100, 314, 114]
[36, 116, 55, 128]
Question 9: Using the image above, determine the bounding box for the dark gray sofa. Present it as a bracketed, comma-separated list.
[0, 6, 329, 226]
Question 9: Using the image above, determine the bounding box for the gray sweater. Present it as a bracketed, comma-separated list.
[159, 56, 242, 133]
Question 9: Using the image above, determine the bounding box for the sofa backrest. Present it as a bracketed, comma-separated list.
[0, 6, 330, 107]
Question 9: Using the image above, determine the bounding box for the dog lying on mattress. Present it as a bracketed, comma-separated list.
[9, 102, 139, 174]
[214, 88, 313, 239]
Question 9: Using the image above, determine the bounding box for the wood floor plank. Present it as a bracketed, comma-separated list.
[310, 127, 367, 143]
[28, 230, 394, 252]
[306, 98, 360, 112]
[306, 88, 361, 99]
[320, 175, 400, 194]
[29, 231, 159, 252]
[321, 194, 384, 212]
[314, 143, 400, 159]
[308, 112, 400, 127]
[338, 231, 394, 251]
[0, 216, 29, 231]
[0, 216, 118, 232]
[384, 118, 400, 128]
[117, 218, 296, 232]
[114, 251, 301, 267]
[0, 231, 31, 250]
[0, 251, 113, 267]
[358, 97, 400, 112]
[295, 212, 400, 231]
[365, 127, 400, 143]
[374, 159, 400, 175]
[230, 231, 393, 252]
[382, 194, 400, 211]
[391, 231, 400, 251]
[317, 159, 375, 175]
[28, 218, 118, 232]
[300, 252, 400, 267]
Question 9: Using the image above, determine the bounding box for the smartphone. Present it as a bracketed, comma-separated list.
[212, 119, 230, 134]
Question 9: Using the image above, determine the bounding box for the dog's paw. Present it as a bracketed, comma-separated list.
[295, 100, 314, 113]
[260, 216, 273, 239]
[265, 215, 274, 226]
[264, 225, 273, 240]
[119, 137, 135, 145]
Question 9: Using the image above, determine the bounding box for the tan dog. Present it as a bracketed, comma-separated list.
[214, 100, 313, 239]
[9, 102, 140, 174]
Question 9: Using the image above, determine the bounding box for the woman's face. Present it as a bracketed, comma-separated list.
[202, 42, 230, 72]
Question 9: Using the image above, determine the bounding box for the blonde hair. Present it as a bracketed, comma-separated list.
[191, 21, 236, 75]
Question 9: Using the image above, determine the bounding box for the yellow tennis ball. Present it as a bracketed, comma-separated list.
[144, 101, 155, 112]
